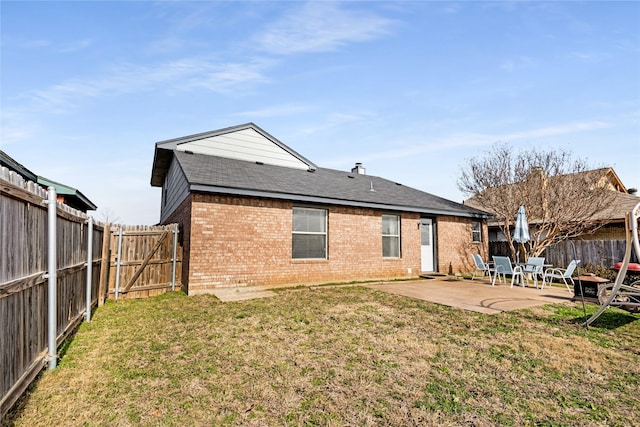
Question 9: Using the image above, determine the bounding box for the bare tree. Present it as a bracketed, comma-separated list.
[459, 143, 616, 260]
[96, 207, 120, 225]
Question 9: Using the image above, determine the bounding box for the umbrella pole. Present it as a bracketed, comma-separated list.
[520, 242, 527, 262]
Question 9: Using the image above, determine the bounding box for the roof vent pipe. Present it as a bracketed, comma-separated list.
[351, 162, 366, 175]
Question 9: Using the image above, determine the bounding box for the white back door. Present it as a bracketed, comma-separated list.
[420, 219, 434, 272]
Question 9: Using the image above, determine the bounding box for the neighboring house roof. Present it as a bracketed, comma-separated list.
[36, 176, 98, 212]
[0, 149, 38, 182]
[595, 191, 640, 222]
[0, 149, 97, 212]
[577, 167, 627, 193]
[464, 166, 637, 225]
[151, 124, 488, 219]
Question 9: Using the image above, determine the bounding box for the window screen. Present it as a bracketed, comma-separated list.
[382, 214, 400, 258]
[472, 221, 482, 243]
[292, 208, 327, 259]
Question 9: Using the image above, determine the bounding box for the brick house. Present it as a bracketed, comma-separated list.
[150, 123, 489, 295]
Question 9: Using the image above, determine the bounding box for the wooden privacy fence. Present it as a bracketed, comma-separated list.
[0, 166, 182, 421]
[541, 239, 638, 267]
[0, 168, 104, 420]
[489, 239, 638, 268]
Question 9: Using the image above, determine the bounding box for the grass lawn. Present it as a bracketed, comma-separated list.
[7, 286, 640, 426]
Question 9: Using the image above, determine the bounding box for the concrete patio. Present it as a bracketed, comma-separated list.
[211, 276, 576, 315]
[366, 277, 575, 314]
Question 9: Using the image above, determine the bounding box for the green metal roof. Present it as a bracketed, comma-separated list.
[36, 176, 98, 211]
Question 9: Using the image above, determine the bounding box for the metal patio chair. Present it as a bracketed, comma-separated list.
[541, 260, 580, 293]
[492, 256, 525, 288]
[472, 254, 495, 280]
[522, 256, 546, 288]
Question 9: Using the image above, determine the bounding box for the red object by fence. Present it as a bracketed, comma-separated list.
[613, 262, 640, 272]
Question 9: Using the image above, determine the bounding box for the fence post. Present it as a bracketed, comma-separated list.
[46, 187, 57, 370]
[97, 224, 111, 306]
[86, 216, 93, 322]
[172, 225, 178, 292]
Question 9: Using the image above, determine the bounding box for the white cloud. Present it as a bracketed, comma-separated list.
[343, 120, 613, 164]
[352, 132, 491, 165]
[298, 111, 376, 135]
[146, 37, 187, 54]
[181, 58, 273, 93]
[18, 38, 91, 52]
[568, 51, 612, 63]
[17, 57, 272, 114]
[1, 55, 275, 147]
[500, 56, 534, 72]
[253, 2, 395, 55]
[56, 39, 92, 53]
[0, 110, 38, 146]
[22, 39, 51, 48]
[233, 103, 316, 118]
[440, 4, 461, 14]
[570, 52, 595, 61]
[502, 120, 611, 140]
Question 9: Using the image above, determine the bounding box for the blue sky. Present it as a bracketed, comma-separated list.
[2, 1, 639, 224]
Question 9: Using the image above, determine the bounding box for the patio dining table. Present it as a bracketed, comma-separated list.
[515, 261, 552, 287]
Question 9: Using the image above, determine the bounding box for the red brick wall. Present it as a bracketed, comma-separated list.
[578, 223, 625, 240]
[176, 194, 425, 293]
[436, 215, 489, 274]
[164, 193, 485, 293]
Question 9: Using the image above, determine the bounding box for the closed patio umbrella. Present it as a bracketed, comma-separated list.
[513, 205, 530, 243]
[513, 205, 530, 262]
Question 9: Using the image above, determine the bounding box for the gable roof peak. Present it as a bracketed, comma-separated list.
[156, 123, 315, 168]
[151, 123, 317, 186]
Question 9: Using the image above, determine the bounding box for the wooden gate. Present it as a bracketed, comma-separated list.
[103, 224, 182, 300]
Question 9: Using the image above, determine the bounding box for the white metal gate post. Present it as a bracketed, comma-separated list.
[85, 216, 93, 322]
[171, 225, 178, 291]
[115, 226, 123, 300]
[46, 187, 58, 370]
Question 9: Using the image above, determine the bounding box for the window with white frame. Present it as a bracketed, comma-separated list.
[472, 221, 482, 243]
[292, 207, 327, 259]
[382, 214, 400, 258]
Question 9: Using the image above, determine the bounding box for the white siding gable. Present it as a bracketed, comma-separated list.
[176, 128, 309, 170]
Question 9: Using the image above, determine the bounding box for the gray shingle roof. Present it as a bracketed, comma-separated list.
[174, 150, 487, 218]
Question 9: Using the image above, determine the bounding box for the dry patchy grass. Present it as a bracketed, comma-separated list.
[7, 286, 640, 426]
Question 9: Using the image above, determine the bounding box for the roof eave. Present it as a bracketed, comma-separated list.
[0, 150, 38, 182]
[604, 168, 627, 193]
[151, 147, 174, 187]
